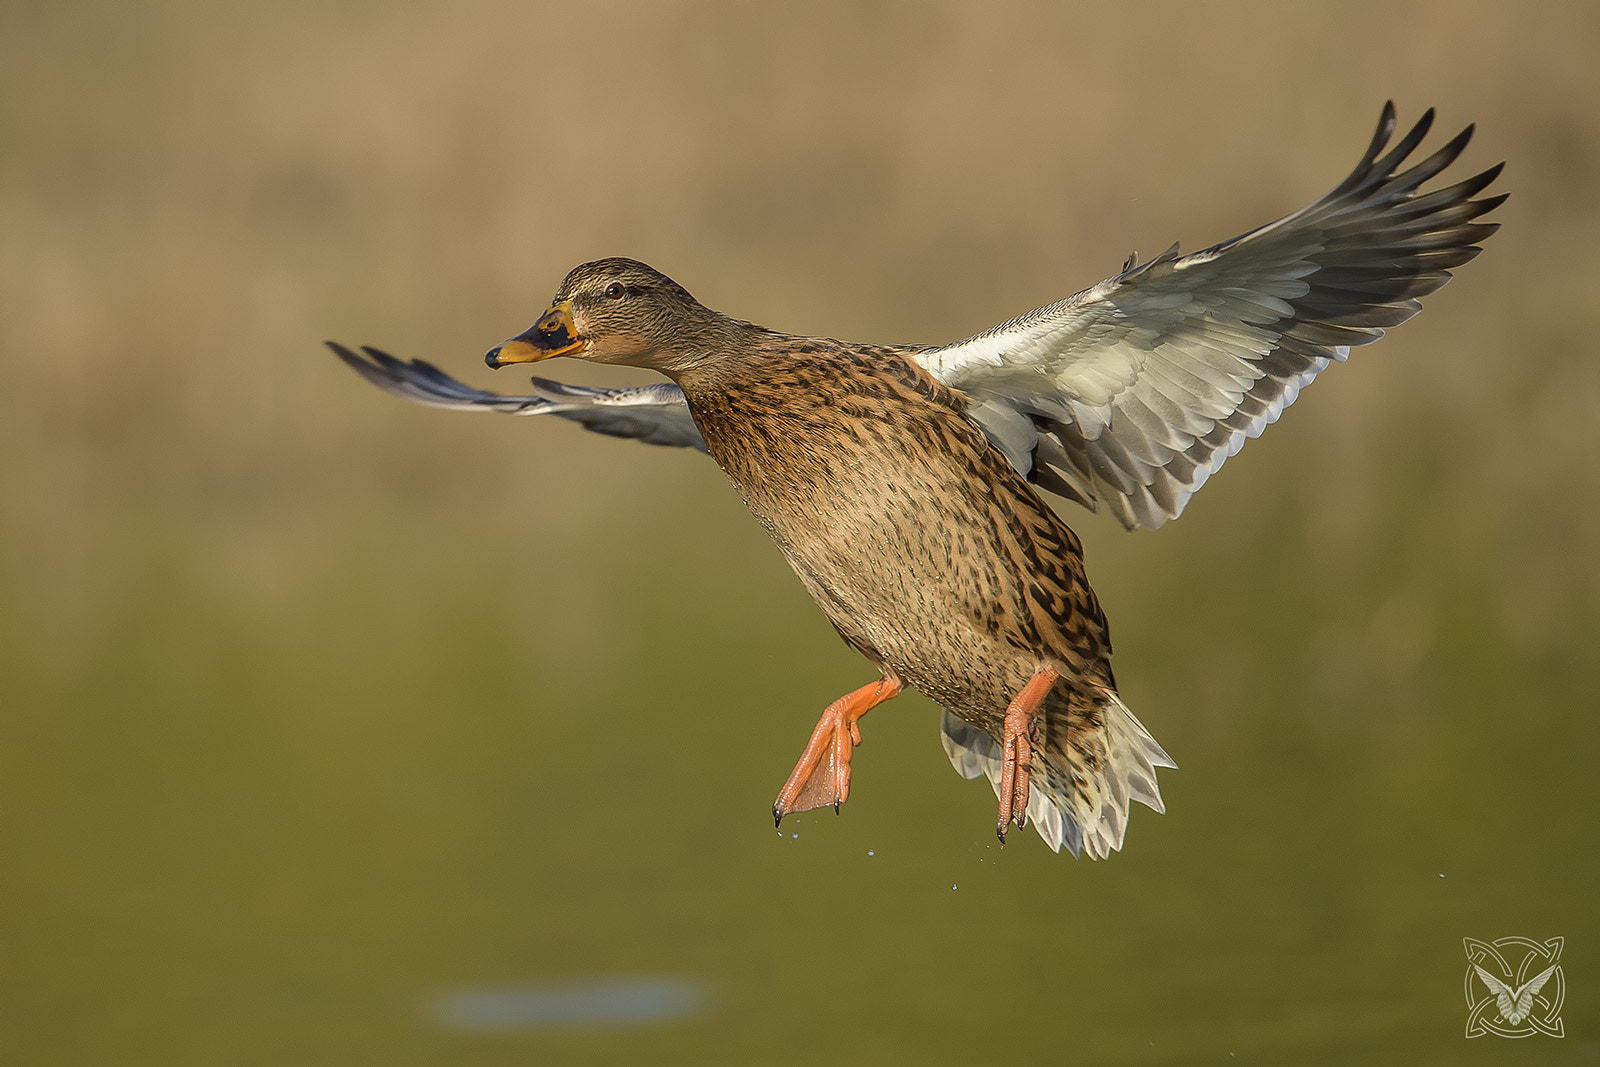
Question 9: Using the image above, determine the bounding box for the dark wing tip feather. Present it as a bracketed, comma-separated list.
[325, 338, 365, 370]
[1474, 160, 1507, 189]
[328, 339, 710, 451]
[328, 339, 521, 410]
[1474, 191, 1511, 218]
[1379, 107, 1436, 172]
[326, 339, 412, 395]
[969, 104, 1501, 531]
[1331, 104, 1462, 206]
[1382, 123, 1476, 198]
[1369, 100, 1401, 162]
[377, 348, 497, 399]
[1329, 101, 1400, 199]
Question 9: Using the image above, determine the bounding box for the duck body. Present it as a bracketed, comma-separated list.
[682, 338, 1108, 728]
[680, 337, 1158, 855]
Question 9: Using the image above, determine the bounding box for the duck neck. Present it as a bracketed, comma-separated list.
[663, 316, 785, 395]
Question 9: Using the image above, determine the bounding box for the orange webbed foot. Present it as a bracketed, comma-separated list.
[996, 666, 1059, 844]
[773, 675, 903, 825]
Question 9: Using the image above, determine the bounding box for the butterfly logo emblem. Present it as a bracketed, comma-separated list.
[1464, 937, 1564, 1038]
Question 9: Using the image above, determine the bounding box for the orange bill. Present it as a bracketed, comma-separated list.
[485, 300, 583, 367]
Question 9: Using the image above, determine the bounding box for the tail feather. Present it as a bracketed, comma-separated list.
[939, 692, 1175, 858]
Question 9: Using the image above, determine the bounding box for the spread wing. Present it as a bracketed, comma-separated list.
[327, 342, 707, 451]
[1474, 965, 1516, 1018]
[1512, 962, 1559, 1021]
[917, 103, 1505, 530]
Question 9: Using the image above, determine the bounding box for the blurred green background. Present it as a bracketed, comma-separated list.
[2, 1, 1595, 1062]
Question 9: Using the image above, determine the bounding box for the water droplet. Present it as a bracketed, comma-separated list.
[791, 834, 798, 839]
[867, 850, 875, 857]
[951, 884, 958, 890]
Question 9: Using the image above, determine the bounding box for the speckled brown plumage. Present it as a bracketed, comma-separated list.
[685, 339, 1114, 734]
[680, 335, 1148, 851]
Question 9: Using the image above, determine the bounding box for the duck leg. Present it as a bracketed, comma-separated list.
[996, 666, 1060, 843]
[774, 674, 904, 824]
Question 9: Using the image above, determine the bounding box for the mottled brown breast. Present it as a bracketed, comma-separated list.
[680, 338, 1114, 730]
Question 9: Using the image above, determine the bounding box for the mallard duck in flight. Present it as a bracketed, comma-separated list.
[329, 103, 1502, 856]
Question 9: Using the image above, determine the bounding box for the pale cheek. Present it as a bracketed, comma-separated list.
[583, 336, 653, 367]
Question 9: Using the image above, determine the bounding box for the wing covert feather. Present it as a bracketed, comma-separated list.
[919, 103, 1505, 529]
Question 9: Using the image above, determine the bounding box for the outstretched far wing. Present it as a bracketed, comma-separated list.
[327, 342, 707, 451]
[918, 103, 1506, 530]
[1513, 962, 1560, 1022]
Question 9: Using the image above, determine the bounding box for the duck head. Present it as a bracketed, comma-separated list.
[486, 257, 738, 377]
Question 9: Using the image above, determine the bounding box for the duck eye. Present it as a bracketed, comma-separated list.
[604, 282, 625, 300]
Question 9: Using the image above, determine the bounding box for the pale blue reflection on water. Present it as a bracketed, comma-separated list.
[429, 977, 708, 1032]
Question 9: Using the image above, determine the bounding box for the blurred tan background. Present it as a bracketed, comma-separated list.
[1, 1, 1595, 1063]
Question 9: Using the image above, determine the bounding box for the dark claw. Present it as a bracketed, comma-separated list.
[773, 807, 783, 828]
[996, 824, 1008, 846]
[834, 801, 840, 815]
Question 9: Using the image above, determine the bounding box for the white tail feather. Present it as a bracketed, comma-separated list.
[939, 693, 1175, 857]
